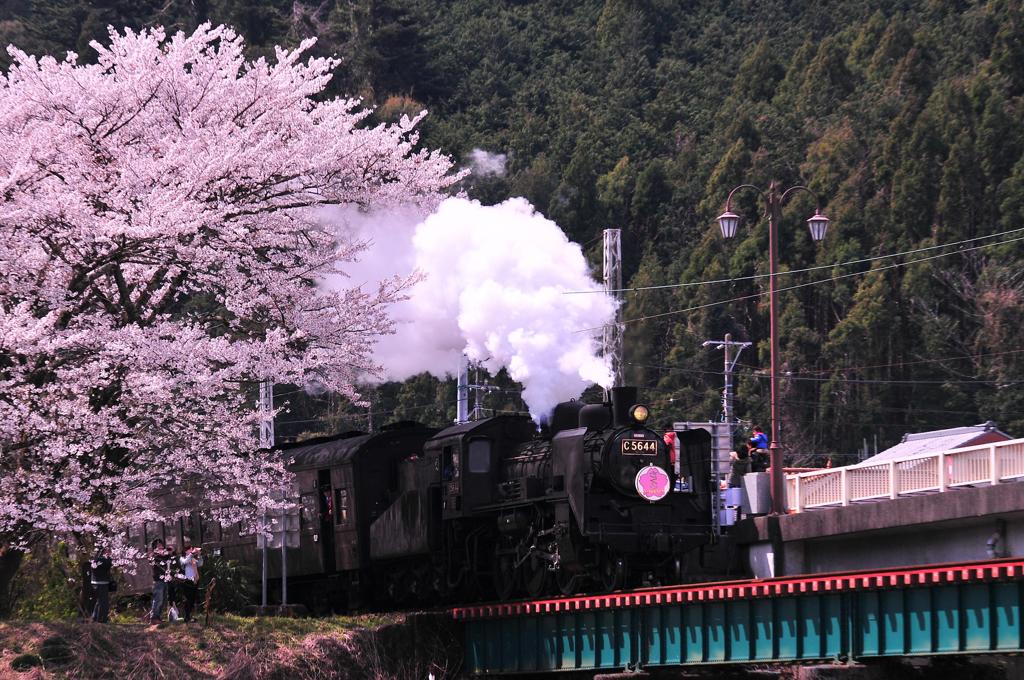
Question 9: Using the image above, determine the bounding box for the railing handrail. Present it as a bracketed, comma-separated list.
[786, 436, 1024, 511]
[789, 437, 1024, 480]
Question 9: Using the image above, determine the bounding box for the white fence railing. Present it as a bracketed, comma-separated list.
[786, 438, 1024, 513]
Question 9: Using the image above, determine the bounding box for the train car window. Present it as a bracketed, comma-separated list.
[334, 488, 350, 526]
[442, 444, 454, 481]
[144, 521, 164, 548]
[468, 440, 492, 474]
[185, 514, 199, 545]
[128, 524, 144, 549]
[301, 493, 317, 528]
[171, 523, 180, 546]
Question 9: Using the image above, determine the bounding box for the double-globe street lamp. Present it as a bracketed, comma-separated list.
[716, 181, 830, 514]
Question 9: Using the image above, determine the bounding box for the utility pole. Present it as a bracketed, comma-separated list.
[366, 388, 374, 432]
[471, 367, 500, 420]
[259, 379, 275, 449]
[456, 356, 470, 424]
[702, 334, 751, 439]
[603, 228, 623, 388]
[258, 379, 274, 609]
[456, 355, 500, 423]
[280, 505, 289, 607]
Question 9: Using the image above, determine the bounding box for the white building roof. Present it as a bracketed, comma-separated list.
[858, 422, 1010, 465]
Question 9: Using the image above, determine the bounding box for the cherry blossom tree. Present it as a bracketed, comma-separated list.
[0, 23, 459, 582]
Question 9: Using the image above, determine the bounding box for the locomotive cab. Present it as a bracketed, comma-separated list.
[428, 416, 535, 519]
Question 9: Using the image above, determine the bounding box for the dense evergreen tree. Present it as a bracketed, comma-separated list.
[3, 0, 1023, 458]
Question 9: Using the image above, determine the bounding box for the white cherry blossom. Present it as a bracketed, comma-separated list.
[0, 24, 459, 565]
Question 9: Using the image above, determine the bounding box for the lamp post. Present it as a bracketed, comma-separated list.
[716, 181, 830, 514]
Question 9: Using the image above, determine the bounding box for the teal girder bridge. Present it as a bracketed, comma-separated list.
[453, 559, 1024, 674]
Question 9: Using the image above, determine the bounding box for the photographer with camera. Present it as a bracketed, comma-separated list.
[89, 550, 113, 623]
[178, 540, 203, 623]
[148, 539, 174, 624]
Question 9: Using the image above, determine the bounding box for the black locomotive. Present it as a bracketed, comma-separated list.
[126, 387, 716, 609]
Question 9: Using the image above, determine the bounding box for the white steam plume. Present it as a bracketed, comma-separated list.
[467, 148, 507, 177]
[323, 197, 616, 421]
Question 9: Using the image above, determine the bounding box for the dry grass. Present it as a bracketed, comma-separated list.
[0, 612, 458, 680]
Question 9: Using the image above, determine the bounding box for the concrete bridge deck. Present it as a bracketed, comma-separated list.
[736, 479, 1024, 578]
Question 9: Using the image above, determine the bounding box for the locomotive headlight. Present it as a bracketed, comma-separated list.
[629, 404, 650, 424]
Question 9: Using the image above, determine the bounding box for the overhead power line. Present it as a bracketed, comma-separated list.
[565, 226, 1024, 295]
[630, 348, 1024, 379]
[627, 361, 1023, 386]
[575, 233, 1024, 332]
[778, 348, 1024, 376]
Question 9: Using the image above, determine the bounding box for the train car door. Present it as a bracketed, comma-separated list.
[440, 440, 462, 518]
[317, 470, 336, 573]
[298, 492, 320, 573]
[331, 465, 359, 570]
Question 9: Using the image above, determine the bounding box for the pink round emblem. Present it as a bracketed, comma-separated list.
[635, 465, 670, 501]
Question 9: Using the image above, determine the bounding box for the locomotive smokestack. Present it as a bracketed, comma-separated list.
[610, 386, 638, 428]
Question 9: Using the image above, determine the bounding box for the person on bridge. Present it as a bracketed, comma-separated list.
[751, 427, 769, 451]
[728, 440, 752, 487]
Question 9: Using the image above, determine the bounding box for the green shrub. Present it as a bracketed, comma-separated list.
[11, 541, 79, 620]
[39, 635, 73, 666]
[201, 554, 254, 614]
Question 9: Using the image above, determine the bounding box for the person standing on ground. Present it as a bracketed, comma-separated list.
[89, 551, 113, 623]
[148, 539, 172, 624]
[178, 542, 203, 623]
[165, 542, 182, 620]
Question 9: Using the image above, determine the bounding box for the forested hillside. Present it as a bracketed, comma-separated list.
[3, 0, 1022, 460]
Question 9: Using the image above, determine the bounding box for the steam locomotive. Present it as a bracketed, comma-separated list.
[128, 387, 716, 609]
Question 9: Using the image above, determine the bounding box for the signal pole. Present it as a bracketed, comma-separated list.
[258, 379, 274, 609]
[702, 334, 751, 438]
[456, 356, 501, 423]
[366, 388, 375, 432]
[457, 356, 470, 423]
[259, 379, 275, 449]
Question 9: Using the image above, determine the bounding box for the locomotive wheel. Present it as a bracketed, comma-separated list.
[598, 552, 627, 592]
[431, 564, 448, 601]
[389, 568, 411, 605]
[522, 554, 550, 598]
[410, 564, 432, 603]
[555, 568, 581, 596]
[493, 553, 518, 601]
[667, 556, 684, 585]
